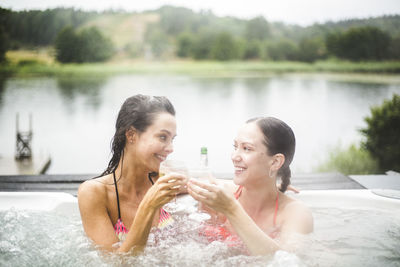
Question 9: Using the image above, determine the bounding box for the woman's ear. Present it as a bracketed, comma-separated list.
[271, 153, 285, 172]
[125, 126, 137, 144]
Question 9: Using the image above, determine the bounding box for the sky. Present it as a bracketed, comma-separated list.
[2, 0, 400, 26]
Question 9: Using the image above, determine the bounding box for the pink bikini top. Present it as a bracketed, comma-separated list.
[112, 172, 173, 241]
[201, 185, 280, 243]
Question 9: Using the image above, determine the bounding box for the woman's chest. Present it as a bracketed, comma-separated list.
[106, 191, 159, 228]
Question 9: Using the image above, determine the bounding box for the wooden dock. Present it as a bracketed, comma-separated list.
[0, 155, 51, 175]
[1, 113, 52, 175]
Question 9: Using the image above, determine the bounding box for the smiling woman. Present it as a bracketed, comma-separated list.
[188, 116, 313, 255]
[77, 94, 187, 253]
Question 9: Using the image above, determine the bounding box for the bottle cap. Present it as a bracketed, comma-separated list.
[201, 147, 208, 154]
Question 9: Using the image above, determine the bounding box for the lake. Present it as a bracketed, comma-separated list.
[0, 73, 399, 175]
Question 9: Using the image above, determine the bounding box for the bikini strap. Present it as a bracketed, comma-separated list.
[234, 185, 243, 199]
[148, 173, 155, 185]
[113, 171, 122, 220]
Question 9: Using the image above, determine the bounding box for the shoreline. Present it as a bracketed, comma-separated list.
[0, 62, 400, 84]
[2, 59, 400, 78]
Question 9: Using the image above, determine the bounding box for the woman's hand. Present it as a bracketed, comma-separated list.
[187, 178, 238, 215]
[142, 172, 187, 210]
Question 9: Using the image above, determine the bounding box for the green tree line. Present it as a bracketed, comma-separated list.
[55, 27, 114, 63]
[1, 5, 400, 63]
[0, 7, 102, 47]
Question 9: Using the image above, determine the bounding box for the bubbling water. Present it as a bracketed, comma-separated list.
[1, 203, 399, 267]
[0, 205, 301, 267]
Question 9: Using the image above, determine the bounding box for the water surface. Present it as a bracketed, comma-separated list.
[0, 73, 399, 174]
[0, 204, 399, 266]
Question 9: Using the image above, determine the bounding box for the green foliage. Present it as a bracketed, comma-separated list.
[388, 36, 400, 60]
[316, 144, 379, 175]
[264, 39, 298, 61]
[2, 8, 99, 46]
[80, 28, 114, 62]
[242, 40, 262, 60]
[55, 27, 114, 63]
[177, 32, 194, 58]
[245, 16, 270, 41]
[190, 31, 216, 60]
[297, 37, 326, 62]
[55, 27, 81, 63]
[361, 94, 400, 172]
[210, 32, 239, 61]
[326, 26, 391, 61]
[17, 59, 41, 66]
[0, 26, 8, 62]
[2, 6, 400, 61]
[0, 8, 11, 62]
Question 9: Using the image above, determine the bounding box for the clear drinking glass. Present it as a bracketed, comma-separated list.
[188, 166, 216, 223]
[159, 159, 188, 213]
[189, 167, 215, 184]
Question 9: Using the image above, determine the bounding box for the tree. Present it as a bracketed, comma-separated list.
[361, 94, 400, 172]
[297, 37, 326, 62]
[80, 27, 113, 62]
[55, 26, 81, 63]
[55, 26, 114, 63]
[210, 32, 239, 61]
[265, 39, 298, 61]
[177, 32, 194, 58]
[243, 40, 262, 60]
[388, 36, 400, 60]
[0, 8, 11, 61]
[191, 31, 216, 60]
[0, 26, 9, 62]
[326, 27, 391, 61]
[245, 16, 270, 41]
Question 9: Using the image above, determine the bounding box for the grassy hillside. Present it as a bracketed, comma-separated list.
[79, 13, 159, 50]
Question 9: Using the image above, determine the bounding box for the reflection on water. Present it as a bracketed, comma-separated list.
[0, 76, 6, 107]
[0, 73, 399, 174]
[56, 75, 108, 111]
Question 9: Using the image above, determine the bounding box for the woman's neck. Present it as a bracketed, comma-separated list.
[239, 179, 279, 216]
[114, 154, 151, 198]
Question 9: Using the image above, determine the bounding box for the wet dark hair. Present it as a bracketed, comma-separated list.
[100, 94, 175, 177]
[246, 117, 296, 193]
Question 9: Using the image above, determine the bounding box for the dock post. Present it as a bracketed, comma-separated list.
[15, 113, 33, 160]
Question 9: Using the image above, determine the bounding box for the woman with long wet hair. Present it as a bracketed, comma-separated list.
[78, 95, 186, 253]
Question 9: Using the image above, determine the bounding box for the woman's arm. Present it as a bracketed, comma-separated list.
[120, 173, 186, 253]
[187, 179, 281, 255]
[78, 174, 186, 254]
[78, 181, 121, 251]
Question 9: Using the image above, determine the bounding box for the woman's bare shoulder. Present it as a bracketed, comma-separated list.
[78, 175, 110, 203]
[281, 195, 313, 233]
[282, 195, 311, 214]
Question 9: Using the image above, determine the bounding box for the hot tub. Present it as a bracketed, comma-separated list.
[0, 190, 399, 267]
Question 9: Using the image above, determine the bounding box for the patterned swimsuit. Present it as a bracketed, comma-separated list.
[112, 172, 173, 241]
